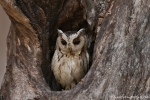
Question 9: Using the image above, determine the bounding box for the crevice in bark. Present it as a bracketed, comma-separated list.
[11, 0, 99, 91]
[48, 0, 97, 91]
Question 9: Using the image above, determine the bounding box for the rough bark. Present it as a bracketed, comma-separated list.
[0, 0, 150, 100]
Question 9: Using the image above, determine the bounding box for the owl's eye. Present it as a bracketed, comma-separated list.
[61, 40, 67, 45]
[73, 39, 80, 45]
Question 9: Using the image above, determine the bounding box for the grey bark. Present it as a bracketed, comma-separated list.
[0, 0, 150, 100]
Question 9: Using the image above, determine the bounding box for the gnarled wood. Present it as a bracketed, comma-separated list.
[0, 0, 150, 100]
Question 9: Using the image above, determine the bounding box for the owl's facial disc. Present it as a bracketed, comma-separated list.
[57, 28, 86, 55]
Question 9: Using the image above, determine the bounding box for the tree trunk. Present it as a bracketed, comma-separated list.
[0, 0, 150, 100]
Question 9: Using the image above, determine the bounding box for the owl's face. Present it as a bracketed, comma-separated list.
[56, 28, 86, 55]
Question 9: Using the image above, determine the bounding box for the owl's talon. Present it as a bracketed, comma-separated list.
[71, 82, 76, 88]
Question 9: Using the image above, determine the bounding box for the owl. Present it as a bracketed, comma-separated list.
[51, 28, 89, 90]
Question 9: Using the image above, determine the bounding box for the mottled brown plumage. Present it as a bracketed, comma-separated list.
[51, 28, 89, 90]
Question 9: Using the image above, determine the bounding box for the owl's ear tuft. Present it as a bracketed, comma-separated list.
[57, 29, 64, 36]
[77, 28, 85, 36]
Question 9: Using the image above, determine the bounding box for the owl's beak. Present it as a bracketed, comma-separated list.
[67, 45, 72, 53]
[67, 44, 73, 54]
[69, 48, 72, 52]
[68, 47, 72, 52]
[69, 48, 74, 55]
